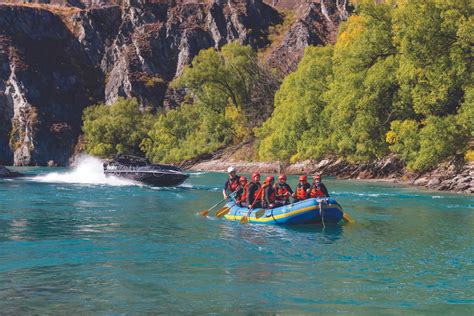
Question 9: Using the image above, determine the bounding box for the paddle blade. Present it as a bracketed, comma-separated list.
[255, 208, 265, 219]
[343, 212, 355, 224]
[239, 215, 249, 224]
[216, 207, 230, 218]
[198, 210, 209, 216]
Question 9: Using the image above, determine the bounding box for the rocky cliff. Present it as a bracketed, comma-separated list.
[0, 0, 347, 166]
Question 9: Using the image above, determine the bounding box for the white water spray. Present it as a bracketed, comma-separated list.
[33, 155, 138, 186]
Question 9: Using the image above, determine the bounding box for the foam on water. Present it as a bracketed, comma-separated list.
[33, 155, 138, 186]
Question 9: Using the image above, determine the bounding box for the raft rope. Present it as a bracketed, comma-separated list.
[270, 208, 279, 225]
[319, 201, 325, 229]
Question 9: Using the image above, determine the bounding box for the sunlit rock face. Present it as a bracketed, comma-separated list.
[0, 0, 347, 165]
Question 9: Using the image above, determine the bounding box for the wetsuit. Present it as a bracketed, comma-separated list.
[294, 182, 310, 202]
[246, 181, 262, 208]
[262, 185, 276, 209]
[235, 183, 249, 207]
[274, 182, 293, 206]
[223, 175, 240, 197]
[308, 182, 330, 198]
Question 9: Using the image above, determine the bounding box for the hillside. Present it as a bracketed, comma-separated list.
[0, 0, 347, 166]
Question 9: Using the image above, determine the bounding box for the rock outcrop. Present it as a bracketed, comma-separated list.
[267, 0, 349, 73]
[0, 5, 103, 166]
[0, 0, 347, 166]
[0, 1, 273, 165]
[190, 155, 473, 194]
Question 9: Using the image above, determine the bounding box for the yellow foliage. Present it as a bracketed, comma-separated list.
[385, 130, 398, 144]
[336, 16, 366, 48]
[225, 105, 249, 143]
[289, 153, 300, 165]
[465, 150, 474, 162]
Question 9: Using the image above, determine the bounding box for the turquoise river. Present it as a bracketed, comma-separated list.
[0, 157, 473, 314]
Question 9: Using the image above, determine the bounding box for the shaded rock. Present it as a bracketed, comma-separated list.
[0, 4, 103, 166]
[267, 0, 349, 74]
[0, 0, 285, 165]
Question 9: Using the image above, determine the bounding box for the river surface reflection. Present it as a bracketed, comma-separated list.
[0, 163, 473, 313]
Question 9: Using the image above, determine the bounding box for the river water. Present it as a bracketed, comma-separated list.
[0, 157, 473, 314]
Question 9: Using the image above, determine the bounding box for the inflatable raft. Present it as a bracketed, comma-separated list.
[223, 198, 344, 225]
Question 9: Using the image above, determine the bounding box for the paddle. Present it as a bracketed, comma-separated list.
[198, 194, 232, 216]
[215, 202, 237, 218]
[239, 184, 266, 224]
[343, 212, 355, 224]
[338, 202, 355, 224]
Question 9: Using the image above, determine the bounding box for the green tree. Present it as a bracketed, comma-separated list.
[323, 2, 398, 162]
[393, 0, 472, 117]
[257, 0, 472, 171]
[82, 98, 153, 157]
[173, 41, 279, 128]
[257, 46, 333, 162]
[141, 103, 233, 163]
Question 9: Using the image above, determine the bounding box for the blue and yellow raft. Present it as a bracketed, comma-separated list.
[223, 198, 344, 225]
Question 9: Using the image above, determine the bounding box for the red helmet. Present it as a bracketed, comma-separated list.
[278, 174, 287, 181]
[265, 176, 275, 184]
[252, 172, 260, 181]
[299, 175, 307, 182]
[239, 176, 247, 183]
[313, 174, 321, 181]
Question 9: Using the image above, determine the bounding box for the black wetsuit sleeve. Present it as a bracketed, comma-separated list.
[223, 179, 230, 194]
[247, 183, 256, 206]
[263, 186, 270, 206]
[235, 186, 243, 200]
[320, 183, 330, 197]
[286, 183, 294, 194]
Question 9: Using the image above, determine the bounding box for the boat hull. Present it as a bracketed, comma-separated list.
[104, 170, 189, 186]
[224, 198, 344, 225]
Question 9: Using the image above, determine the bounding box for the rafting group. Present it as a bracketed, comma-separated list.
[199, 166, 353, 226]
[223, 167, 329, 209]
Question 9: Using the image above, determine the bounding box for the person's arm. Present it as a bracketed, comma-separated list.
[223, 180, 229, 199]
[247, 184, 255, 206]
[292, 185, 298, 198]
[320, 183, 330, 197]
[263, 186, 270, 206]
[274, 184, 283, 199]
[286, 183, 294, 195]
[234, 187, 243, 202]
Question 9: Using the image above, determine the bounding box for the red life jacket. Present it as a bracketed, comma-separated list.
[253, 183, 263, 200]
[240, 183, 249, 202]
[264, 186, 276, 204]
[275, 183, 289, 196]
[229, 177, 240, 192]
[296, 183, 308, 200]
[310, 185, 325, 198]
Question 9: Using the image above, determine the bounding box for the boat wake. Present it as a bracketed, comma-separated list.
[33, 155, 139, 186]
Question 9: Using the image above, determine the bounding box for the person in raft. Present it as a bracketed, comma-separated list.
[223, 166, 240, 199]
[235, 176, 249, 207]
[307, 174, 330, 198]
[292, 175, 311, 202]
[262, 176, 276, 209]
[246, 172, 262, 208]
[274, 174, 293, 206]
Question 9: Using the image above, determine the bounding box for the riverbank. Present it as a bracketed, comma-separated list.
[188, 152, 473, 194]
